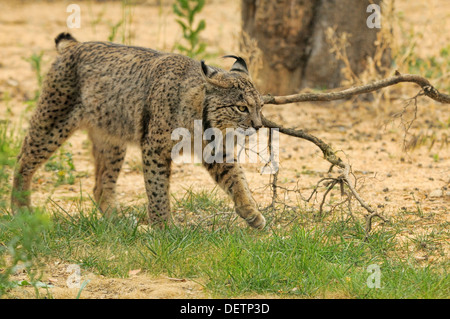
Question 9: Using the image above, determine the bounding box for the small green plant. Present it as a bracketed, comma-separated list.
[405, 45, 450, 91]
[76, 279, 91, 299]
[23, 51, 44, 109]
[0, 120, 22, 209]
[2, 92, 13, 116]
[173, 0, 207, 58]
[432, 153, 440, 163]
[44, 145, 76, 186]
[107, 0, 134, 44]
[25, 51, 44, 89]
[87, 2, 107, 35]
[0, 209, 52, 298]
[107, 20, 124, 43]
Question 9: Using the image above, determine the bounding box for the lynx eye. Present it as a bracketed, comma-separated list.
[236, 105, 248, 113]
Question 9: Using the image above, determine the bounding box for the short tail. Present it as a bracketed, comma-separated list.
[55, 32, 78, 54]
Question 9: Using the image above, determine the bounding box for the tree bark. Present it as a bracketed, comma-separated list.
[241, 0, 388, 95]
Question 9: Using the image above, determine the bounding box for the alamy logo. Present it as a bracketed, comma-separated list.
[66, 264, 81, 288]
[171, 120, 279, 174]
[366, 4, 381, 29]
[66, 4, 81, 29]
[366, 264, 381, 289]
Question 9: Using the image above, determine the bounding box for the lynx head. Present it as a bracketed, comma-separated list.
[201, 56, 263, 134]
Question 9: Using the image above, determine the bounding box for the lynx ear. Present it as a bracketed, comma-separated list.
[223, 55, 249, 75]
[200, 60, 231, 88]
[201, 60, 218, 78]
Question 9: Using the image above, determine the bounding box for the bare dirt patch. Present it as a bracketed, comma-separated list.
[9, 260, 207, 299]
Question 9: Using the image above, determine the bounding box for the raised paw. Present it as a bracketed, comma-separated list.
[236, 205, 266, 230]
[246, 213, 266, 230]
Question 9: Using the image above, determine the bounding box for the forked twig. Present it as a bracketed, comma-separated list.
[263, 113, 388, 236]
[261, 73, 449, 236]
[339, 163, 388, 236]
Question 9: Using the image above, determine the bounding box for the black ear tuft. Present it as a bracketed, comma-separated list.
[201, 60, 209, 77]
[223, 55, 249, 75]
[201, 60, 218, 79]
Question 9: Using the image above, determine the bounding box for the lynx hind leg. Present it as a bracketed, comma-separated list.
[204, 162, 266, 229]
[89, 131, 127, 215]
[11, 93, 80, 211]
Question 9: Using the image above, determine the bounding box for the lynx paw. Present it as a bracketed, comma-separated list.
[237, 206, 266, 230]
[247, 213, 266, 230]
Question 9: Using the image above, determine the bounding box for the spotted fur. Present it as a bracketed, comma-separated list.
[11, 32, 266, 229]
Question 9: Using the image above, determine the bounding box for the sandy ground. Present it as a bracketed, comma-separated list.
[10, 260, 207, 299]
[0, 0, 449, 298]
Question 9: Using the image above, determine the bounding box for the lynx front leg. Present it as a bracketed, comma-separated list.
[141, 142, 172, 226]
[89, 131, 127, 214]
[204, 162, 266, 229]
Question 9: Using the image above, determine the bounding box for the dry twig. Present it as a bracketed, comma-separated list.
[261, 73, 449, 237]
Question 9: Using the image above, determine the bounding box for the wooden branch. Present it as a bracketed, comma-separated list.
[260, 72, 449, 236]
[262, 73, 450, 105]
[261, 117, 387, 236]
[261, 116, 345, 168]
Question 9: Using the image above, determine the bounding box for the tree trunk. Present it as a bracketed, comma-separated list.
[241, 0, 389, 95]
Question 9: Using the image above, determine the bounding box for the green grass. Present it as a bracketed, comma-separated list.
[0, 190, 448, 298]
[0, 209, 53, 297]
[0, 110, 447, 299]
[0, 120, 23, 209]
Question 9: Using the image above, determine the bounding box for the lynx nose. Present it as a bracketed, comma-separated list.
[251, 107, 263, 130]
[252, 118, 262, 130]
